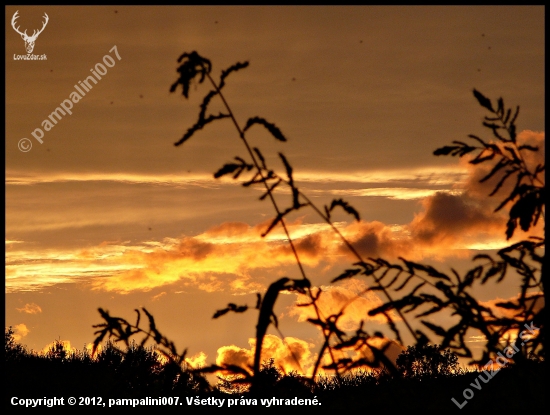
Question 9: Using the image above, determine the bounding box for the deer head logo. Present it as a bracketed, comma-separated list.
[11, 10, 49, 54]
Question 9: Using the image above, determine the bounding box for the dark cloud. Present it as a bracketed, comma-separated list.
[176, 239, 214, 261]
[410, 192, 503, 244]
[294, 233, 324, 258]
[338, 221, 413, 259]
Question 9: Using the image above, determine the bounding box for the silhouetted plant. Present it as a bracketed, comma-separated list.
[316, 369, 383, 392]
[4, 333, 209, 397]
[434, 90, 544, 240]
[216, 358, 284, 394]
[167, 51, 411, 382]
[44, 338, 70, 362]
[396, 343, 459, 380]
[5, 326, 28, 362]
[257, 358, 283, 389]
[93, 52, 544, 393]
[363, 90, 545, 366]
[274, 370, 314, 398]
[92, 307, 188, 367]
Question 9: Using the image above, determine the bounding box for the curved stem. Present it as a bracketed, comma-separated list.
[299, 192, 419, 341]
[204, 71, 341, 380]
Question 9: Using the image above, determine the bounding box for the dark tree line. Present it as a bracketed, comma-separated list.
[5, 328, 545, 410]
[4, 327, 209, 399]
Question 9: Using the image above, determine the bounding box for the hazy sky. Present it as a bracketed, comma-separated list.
[5, 6, 544, 375]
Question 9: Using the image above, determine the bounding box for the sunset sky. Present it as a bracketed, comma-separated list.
[5, 6, 544, 376]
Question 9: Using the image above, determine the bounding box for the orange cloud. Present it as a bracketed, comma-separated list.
[325, 188, 460, 200]
[337, 131, 545, 260]
[216, 344, 253, 372]
[16, 303, 42, 314]
[12, 324, 30, 342]
[90, 220, 335, 293]
[5, 171, 219, 187]
[216, 334, 316, 376]
[288, 279, 397, 330]
[295, 165, 468, 186]
[186, 351, 208, 369]
[151, 292, 166, 301]
[446, 130, 545, 243]
[5, 239, 24, 246]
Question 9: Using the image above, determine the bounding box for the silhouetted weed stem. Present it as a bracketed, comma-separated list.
[92, 307, 189, 369]
[298, 192, 420, 338]
[202, 59, 419, 376]
[202, 68, 342, 383]
[202, 64, 415, 380]
[167, 52, 434, 377]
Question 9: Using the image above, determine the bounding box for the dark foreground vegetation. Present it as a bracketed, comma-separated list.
[5, 328, 544, 411]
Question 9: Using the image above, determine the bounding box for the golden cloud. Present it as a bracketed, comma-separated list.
[151, 292, 167, 301]
[339, 221, 414, 259]
[6, 166, 467, 187]
[5, 171, 219, 187]
[16, 303, 42, 314]
[186, 351, 208, 369]
[288, 279, 397, 330]
[216, 345, 253, 372]
[325, 188, 460, 200]
[12, 324, 30, 342]
[294, 165, 468, 186]
[216, 334, 316, 376]
[90, 220, 337, 293]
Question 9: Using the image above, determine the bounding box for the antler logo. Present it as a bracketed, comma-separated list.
[11, 10, 49, 54]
